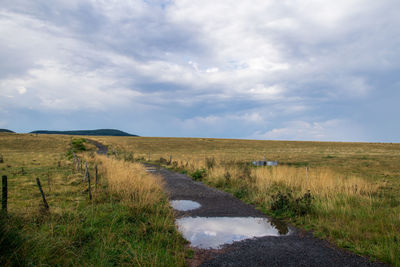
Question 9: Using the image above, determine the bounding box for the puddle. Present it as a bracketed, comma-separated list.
[176, 217, 290, 249]
[170, 200, 201, 211]
[145, 168, 157, 172]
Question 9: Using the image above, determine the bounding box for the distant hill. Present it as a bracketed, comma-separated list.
[30, 129, 138, 137]
[0, 129, 15, 133]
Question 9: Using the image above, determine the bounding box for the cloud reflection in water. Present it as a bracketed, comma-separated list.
[176, 217, 288, 249]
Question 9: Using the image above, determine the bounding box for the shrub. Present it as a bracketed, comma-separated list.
[294, 190, 313, 216]
[72, 138, 86, 152]
[270, 191, 291, 213]
[191, 169, 207, 181]
[270, 190, 313, 216]
[234, 187, 248, 199]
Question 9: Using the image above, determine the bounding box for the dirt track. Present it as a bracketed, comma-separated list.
[87, 139, 108, 155]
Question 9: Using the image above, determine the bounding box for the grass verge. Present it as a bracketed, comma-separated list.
[0, 133, 187, 266]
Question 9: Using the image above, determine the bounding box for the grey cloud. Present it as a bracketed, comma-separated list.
[0, 1, 399, 141]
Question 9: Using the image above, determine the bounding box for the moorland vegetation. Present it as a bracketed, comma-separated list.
[92, 136, 400, 266]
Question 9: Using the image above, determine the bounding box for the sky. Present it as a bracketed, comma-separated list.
[1, 0, 399, 142]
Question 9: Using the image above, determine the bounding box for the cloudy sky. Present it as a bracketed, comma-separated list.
[1, 0, 399, 141]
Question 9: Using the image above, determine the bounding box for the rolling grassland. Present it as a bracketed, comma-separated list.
[93, 136, 400, 266]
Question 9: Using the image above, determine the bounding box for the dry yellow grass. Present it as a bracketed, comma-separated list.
[231, 166, 377, 197]
[90, 136, 400, 182]
[94, 154, 164, 208]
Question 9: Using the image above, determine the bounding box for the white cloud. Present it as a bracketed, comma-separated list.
[0, 60, 141, 111]
[250, 119, 365, 142]
[17, 86, 27, 94]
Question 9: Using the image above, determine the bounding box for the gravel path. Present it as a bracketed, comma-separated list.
[87, 139, 108, 155]
[149, 165, 387, 267]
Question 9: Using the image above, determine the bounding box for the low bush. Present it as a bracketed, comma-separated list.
[270, 190, 314, 216]
[191, 168, 207, 181]
[72, 138, 86, 152]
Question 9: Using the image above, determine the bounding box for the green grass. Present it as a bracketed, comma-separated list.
[1, 199, 186, 266]
[0, 133, 187, 266]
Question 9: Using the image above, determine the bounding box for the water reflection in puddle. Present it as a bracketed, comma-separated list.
[170, 200, 201, 211]
[176, 217, 290, 249]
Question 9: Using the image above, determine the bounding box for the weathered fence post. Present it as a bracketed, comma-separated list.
[87, 171, 92, 200]
[80, 159, 83, 173]
[2, 175, 7, 212]
[36, 177, 49, 210]
[94, 165, 98, 193]
[169, 155, 172, 165]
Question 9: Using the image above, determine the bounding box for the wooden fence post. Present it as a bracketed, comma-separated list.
[36, 177, 49, 210]
[2, 175, 7, 212]
[94, 165, 98, 193]
[169, 155, 172, 165]
[87, 172, 92, 200]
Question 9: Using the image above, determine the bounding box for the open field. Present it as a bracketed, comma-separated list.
[0, 133, 187, 266]
[92, 136, 400, 266]
[92, 136, 400, 180]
